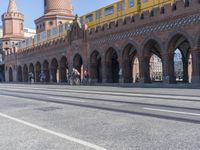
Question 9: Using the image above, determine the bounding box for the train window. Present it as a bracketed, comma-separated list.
[86, 14, 93, 23]
[122, 1, 125, 10]
[142, 0, 149, 3]
[117, 1, 125, 11]
[117, 3, 121, 11]
[96, 11, 102, 19]
[105, 6, 114, 16]
[128, 0, 134, 7]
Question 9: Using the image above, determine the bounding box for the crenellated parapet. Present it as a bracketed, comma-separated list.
[2, 12, 24, 20]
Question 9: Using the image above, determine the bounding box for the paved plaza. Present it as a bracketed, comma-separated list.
[0, 84, 199, 150]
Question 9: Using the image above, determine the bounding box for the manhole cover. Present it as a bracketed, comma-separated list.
[35, 107, 62, 112]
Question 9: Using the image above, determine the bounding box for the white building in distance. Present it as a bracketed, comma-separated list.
[0, 25, 36, 38]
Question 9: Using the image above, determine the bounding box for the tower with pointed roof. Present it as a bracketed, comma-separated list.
[1, 0, 24, 50]
[35, 0, 74, 33]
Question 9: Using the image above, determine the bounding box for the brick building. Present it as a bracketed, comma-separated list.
[2, 0, 200, 85]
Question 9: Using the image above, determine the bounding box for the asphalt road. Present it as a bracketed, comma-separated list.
[0, 84, 200, 150]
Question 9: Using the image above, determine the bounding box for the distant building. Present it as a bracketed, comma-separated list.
[149, 55, 163, 82]
[0, 25, 3, 38]
[24, 28, 36, 38]
[0, 26, 4, 81]
[0, 25, 35, 39]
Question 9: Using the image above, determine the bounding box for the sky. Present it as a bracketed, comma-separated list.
[0, 0, 117, 29]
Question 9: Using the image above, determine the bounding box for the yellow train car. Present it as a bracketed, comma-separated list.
[80, 0, 174, 28]
[140, 0, 173, 11]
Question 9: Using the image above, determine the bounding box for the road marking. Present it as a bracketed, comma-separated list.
[0, 112, 107, 150]
[48, 96, 85, 103]
[1, 86, 200, 101]
[144, 107, 200, 116]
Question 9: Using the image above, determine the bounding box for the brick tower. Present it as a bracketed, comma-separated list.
[35, 0, 74, 33]
[1, 0, 24, 49]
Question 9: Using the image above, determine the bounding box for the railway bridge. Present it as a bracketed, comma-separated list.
[3, 0, 200, 85]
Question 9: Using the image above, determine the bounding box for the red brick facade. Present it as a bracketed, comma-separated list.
[3, 0, 200, 85]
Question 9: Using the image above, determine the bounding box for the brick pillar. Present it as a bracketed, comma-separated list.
[5, 69, 9, 82]
[19, 67, 22, 82]
[89, 63, 97, 83]
[122, 59, 132, 83]
[182, 57, 189, 83]
[13, 65, 17, 82]
[162, 53, 170, 83]
[16, 66, 19, 82]
[102, 57, 107, 83]
[49, 66, 53, 83]
[139, 56, 151, 83]
[139, 57, 145, 84]
[192, 49, 200, 83]
[34, 67, 37, 83]
[118, 58, 123, 83]
[56, 67, 60, 83]
[168, 52, 176, 84]
[106, 60, 112, 83]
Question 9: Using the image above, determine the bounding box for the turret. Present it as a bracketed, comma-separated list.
[35, 0, 74, 33]
[1, 0, 24, 49]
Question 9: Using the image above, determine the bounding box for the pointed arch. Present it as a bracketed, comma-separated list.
[90, 50, 102, 83]
[105, 47, 119, 83]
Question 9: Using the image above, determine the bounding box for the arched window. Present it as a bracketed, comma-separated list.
[174, 49, 183, 81]
[149, 54, 163, 82]
[44, 0, 47, 7]
[21, 23, 23, 31]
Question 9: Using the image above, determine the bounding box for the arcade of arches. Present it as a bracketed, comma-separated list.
[8, 34, 198, 84]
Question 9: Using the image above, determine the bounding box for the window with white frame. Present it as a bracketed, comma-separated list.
[96, 11, 102, 19]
